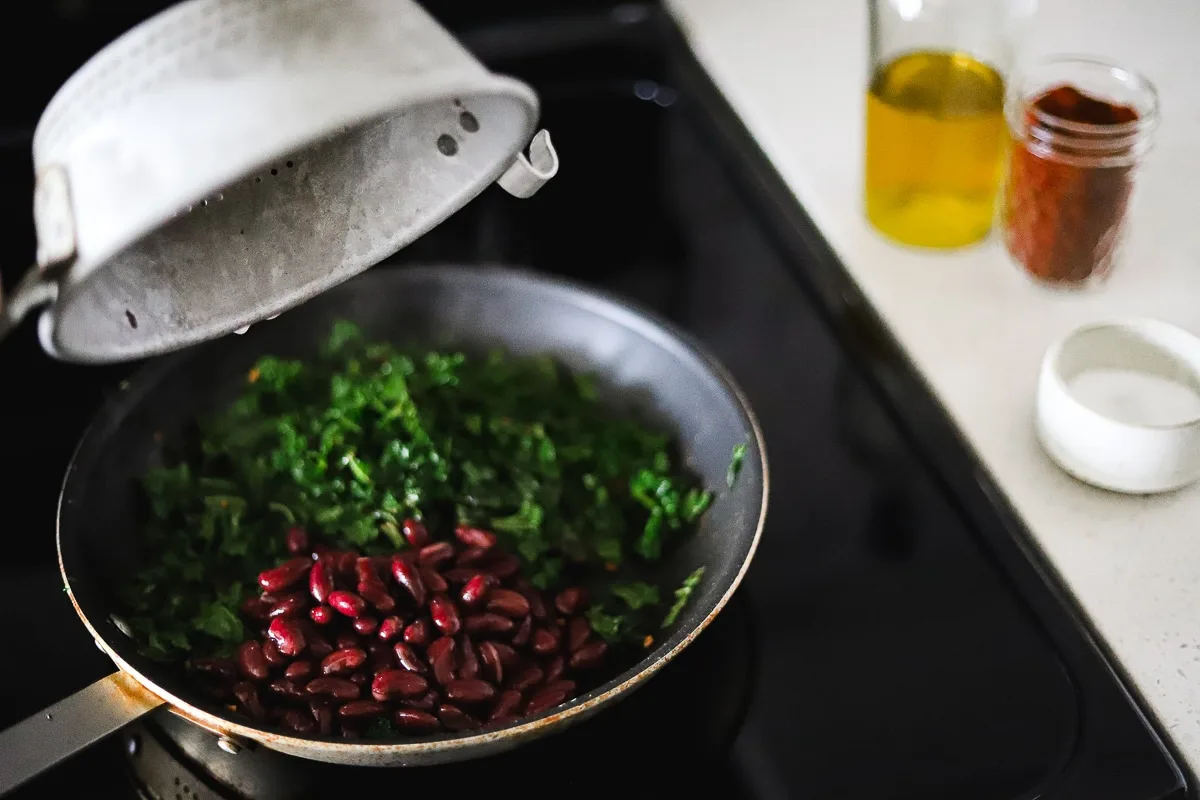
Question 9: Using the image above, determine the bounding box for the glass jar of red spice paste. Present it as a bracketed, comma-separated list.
[1000, 57, 1159, 288]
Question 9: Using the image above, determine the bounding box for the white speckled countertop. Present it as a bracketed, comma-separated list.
[663, 0, 1200, 774]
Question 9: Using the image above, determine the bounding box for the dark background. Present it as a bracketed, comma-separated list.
[0, 3, 1188, 798]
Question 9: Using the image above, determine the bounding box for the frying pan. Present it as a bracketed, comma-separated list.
[0, 265, 767, 795]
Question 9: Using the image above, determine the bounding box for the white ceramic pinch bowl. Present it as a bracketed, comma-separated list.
[1036, 318, 1200, 495]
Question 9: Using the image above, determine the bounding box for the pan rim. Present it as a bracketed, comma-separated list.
[56, 263, 770, 758]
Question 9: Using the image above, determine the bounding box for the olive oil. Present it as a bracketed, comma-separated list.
[865, 50, 1007, 249]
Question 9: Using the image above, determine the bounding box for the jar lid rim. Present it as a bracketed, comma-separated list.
[1012, 55, 1160, 136]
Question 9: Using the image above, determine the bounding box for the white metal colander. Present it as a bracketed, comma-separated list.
[0, 0, 558, 363]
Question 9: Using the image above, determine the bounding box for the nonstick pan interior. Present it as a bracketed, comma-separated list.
[57, 264, 767, 759]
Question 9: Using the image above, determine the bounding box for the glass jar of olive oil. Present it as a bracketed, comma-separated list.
[865, 0, 1036, 249]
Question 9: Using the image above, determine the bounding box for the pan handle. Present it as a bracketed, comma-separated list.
[0, 671, 165, 796]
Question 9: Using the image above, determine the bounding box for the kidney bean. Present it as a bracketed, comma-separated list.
[486, 588, 530, 619]
[309, 561, 334, 604]
[526, 681, 574, 716]
[421, 567, 448, 593]
[333, 551, 359, 580]
[459, 635, 480, 680]
[261, 639, 289, 667]
[281, 709, 316, 735]
[233, 681, 266, 721]
[487, 554, 522, 581]
[393, 643, 427, 674]
[321, 647, 367, 675]
[357, 581, 395, 613]
[236, 641, 271, 681]
[402, 518, 430, 549]
[477, 642, 505, 685]
[519, 588, 548, 620]
[285, 527, 310, 555]
[554, 587, 589, 616]
[305, 677, 360, 700]
[240, 596, 274, 622]
[488, 714, 520, 727]
[460, 573, 495, 608]
[491, 642, 520, 667]
[544, 656, 565, 685]
[258, 557, 312, 593]
[429, 637, 457, 685]
[369, 642, 396, 674]
[267, 591, 308, 619]
[418, 542, 454, 567]
[531, 628, 560, 655]
[455, 525, 497, 550]
[194, 657, 238, 683]
[403, 690, 439, 711]
[490, 689, 524, 721]
[510, 665, 543, 693]
[569, 640, 608, 670]
[218, 531, 629, 737]
[377, 616, 405, 642]
[394, 708, 441, 732]
[328, 591, 367, 618]
[284, 660, 315, 680]
[443, 568, 482, 584]
[308, 632, 334, 659]
[437, 704, 481, 732]
[267, 678, 307, 701]
[567, 617, 592, 653]
[338, 700, 387, 720]
[455, 546, 490, 567]
[310, 699, 335, 735]
[430, 594, 462, 636]
[199, 680, 232, 701]
[445, 679, 496, 704]
[371, 669, 430, 701]
[355, 558, 381, 588]
[511, 615, 532, 646]
[391, 558, 427, 607]
[465, 613, 514, 635]
[403, 618, 432, 646]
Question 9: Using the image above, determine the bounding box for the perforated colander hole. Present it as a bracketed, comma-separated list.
[459, 111, 479, 133]
[125, 310, 138, 329]
[270, 168, 278, 176]
[437, 134, 458, 156]
[286, 160, 294, 168]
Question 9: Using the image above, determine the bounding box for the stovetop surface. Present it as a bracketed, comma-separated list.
[0, 3, 1186, 799]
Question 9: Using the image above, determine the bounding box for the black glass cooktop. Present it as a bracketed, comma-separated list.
[0, 3, 1186, 799]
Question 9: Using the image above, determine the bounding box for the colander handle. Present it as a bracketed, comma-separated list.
[498, 130, 559, 199]
[0, 164, 75, 344]
[0, 265, 59, 344]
